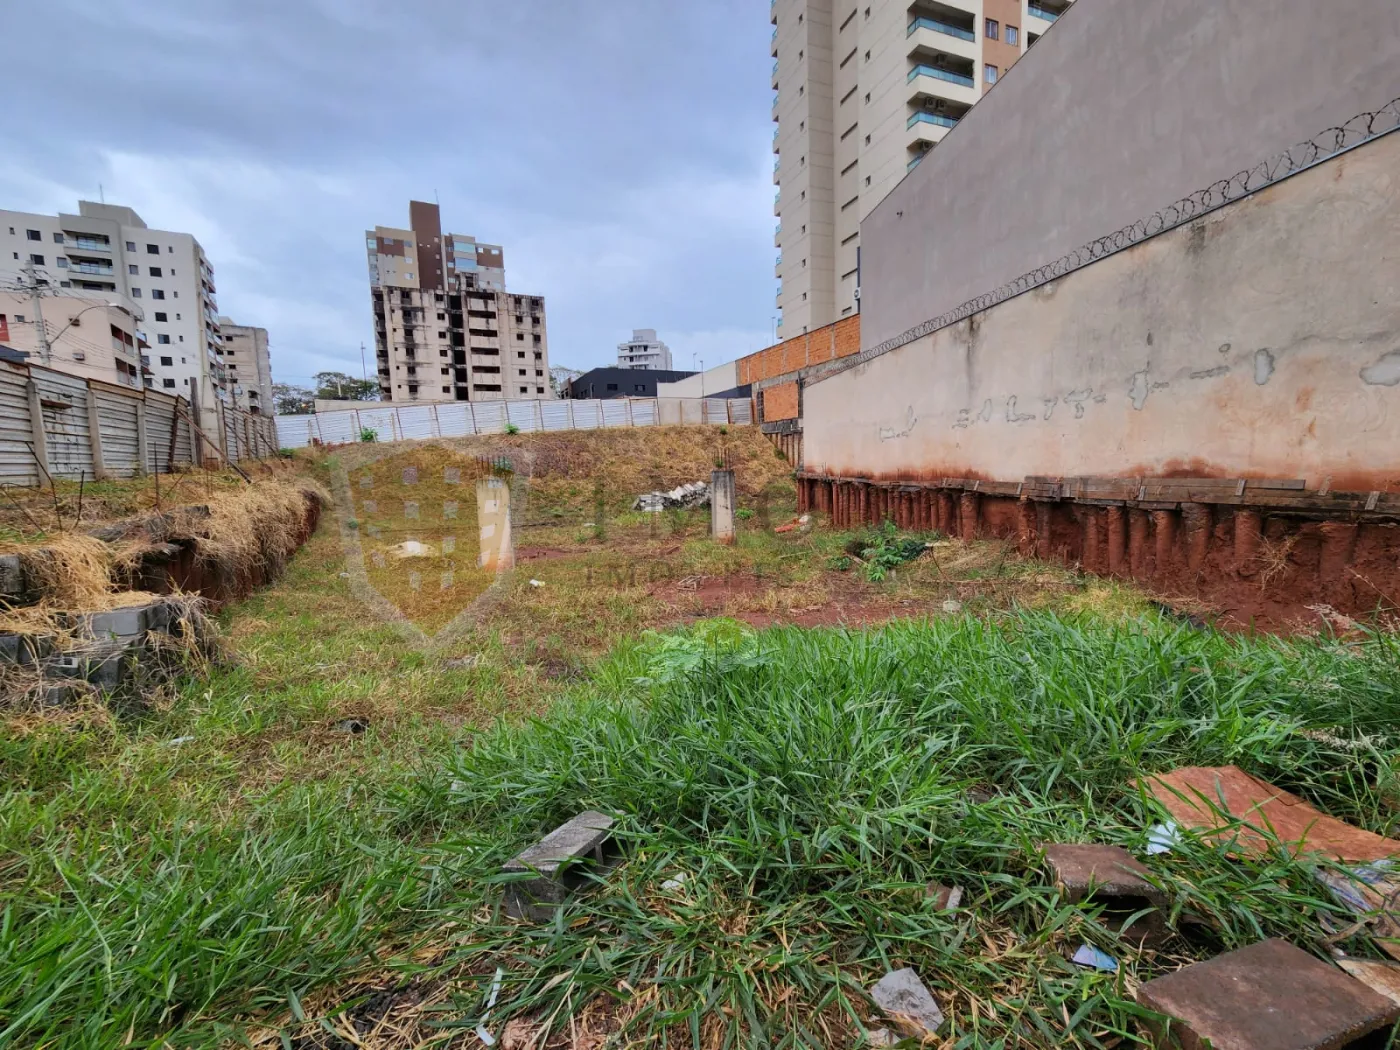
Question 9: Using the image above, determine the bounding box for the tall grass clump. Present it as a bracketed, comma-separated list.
[404, 613, 1400, 1048]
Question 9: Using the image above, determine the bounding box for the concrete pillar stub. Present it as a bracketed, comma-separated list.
[710, 469, 736, 545]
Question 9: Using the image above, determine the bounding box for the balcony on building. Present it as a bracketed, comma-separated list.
[1027, 0, 1071, 27]
[774, 191, 781, 217]
[906, 100, 970, 148]
[773, 128, 780, 153]
[774, 158, 781, 185]
[772, 59, 779, 89]
[770, 0, 776, 25]
[771, 27, 777, 57]
[61, 233, 113, 255]
[772, 92, 780, 120]
[907, 54, 979, 109]
[774, 221, 782, 248]
[907, 2, 978, 62]
[775, 254, 783, 277]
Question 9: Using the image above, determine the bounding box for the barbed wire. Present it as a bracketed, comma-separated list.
[845, 95, 1400, 372]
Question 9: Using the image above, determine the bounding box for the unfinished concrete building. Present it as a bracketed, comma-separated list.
[366, 202, 551, 403]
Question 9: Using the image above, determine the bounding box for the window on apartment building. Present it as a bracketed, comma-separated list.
[129, 264, 138, 275]
[167, 246, 173, 253]
[56, 257, 68, 268]
[864, 92, 871, 104]
[12, 314, 23, 322]
[985, 64, 998, 83]
[163, 378, 176, 389]
[60, 281, 71, 288]
[798, 85, 804, 97]
[864, 50, 870, 62]
[516, 333, 524, 341]
[864, 133, 872, 145]
[29, 254, 43, 265]
[175, 313, 181, 320]
[160, 356, 173, 366]
[442, 386, 450, 393]
[125, 240, 136, 251]
[864, 6, 870, 17]
[151, 289, 165, 300]
[26, 229, 40, 241]
[154, 312, 167, 322]
[517, 351, 525, 358]
[52, 232, 64, 243]
[146, 244, 159, 254]
[1006, 25, 1019, 45]
[149, 267, 162, 277]
[519, 386, 528, 394]
[158, 334, 171, 344]
[986, 18, 998, 39]
[537, 386, 545, 394]
[798, 49, 803, 60]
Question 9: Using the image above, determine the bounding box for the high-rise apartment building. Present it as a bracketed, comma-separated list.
[218, 318, 275, 415]
[0, 202, 227, 414]
[616, 329, 673, 370]
[366, 201, 552, 402]
[771, 0, 1073, 336]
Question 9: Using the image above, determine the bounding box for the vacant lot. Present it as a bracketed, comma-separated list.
[3, 429, 1398, 1049]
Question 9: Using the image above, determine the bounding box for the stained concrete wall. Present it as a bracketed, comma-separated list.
[804, 131, 1400, 489]
[860, 0, 1400, 350]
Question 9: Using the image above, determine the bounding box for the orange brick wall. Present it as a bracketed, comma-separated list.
[737, 315, 860, 386]
[763, 381, 800, 421]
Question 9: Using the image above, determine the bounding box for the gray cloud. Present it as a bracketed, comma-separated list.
[1, 0, 777, 384]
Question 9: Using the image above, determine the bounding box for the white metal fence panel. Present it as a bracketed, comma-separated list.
[397, 405, 437, 440]
[727, 398, 753, 425]
[704, 399, 731, 425]
[0, 363, 36, 485]
[144, 395, 180, 474]
[357, 407, 398, 442]
[436, 403, 474, 437]
[34, 368, 95, 481]
[601, 400, 630, 427]
[472, 402, 506, 434]
[540, 400, 572, 431]
[94, 386, 142, 477]
[317, 412, 357, 446]
[571, 400, 602, 429]
[506, 400, 540, 432]
[631, 399, 658, 426]
[277, 414, 319, 449]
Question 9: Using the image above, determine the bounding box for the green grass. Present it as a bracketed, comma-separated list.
[4, 507, 1400, 1046]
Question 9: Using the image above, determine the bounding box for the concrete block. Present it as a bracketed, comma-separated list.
[0, 555, 24, 599]
[1135, 938, 1399, 1049]
[1043, 843, 1168, 944]
[0, 633, 21, 665]
[503, 810, 615, 921]
[869, 968, 944, 1038]
[85, 605, 150, 640]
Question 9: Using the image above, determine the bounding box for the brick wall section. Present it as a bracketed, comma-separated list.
[763, 381, 800, 421]
[737, 315, 860, 386]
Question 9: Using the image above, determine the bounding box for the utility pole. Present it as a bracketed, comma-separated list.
[22, 264, 52, 364]
[359, 341, 367, 382]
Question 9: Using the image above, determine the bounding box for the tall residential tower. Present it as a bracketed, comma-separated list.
[771, 0, 1073, 336]
[366, 201, 551, 403]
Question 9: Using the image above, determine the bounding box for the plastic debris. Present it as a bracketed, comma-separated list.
[1146, 820, 1181, 855]
[869, 968, 945, 1038]
[476, 966, 504, 1046]
[661, 871, 688, 893]
[1070, 944, 1119, 972]
[1315, 862, 1400, 961]
[633, 481, 710, 513]
[926, 883, 963, 910]
[166, 736, 196, 746]
[529, 579, 545, 588]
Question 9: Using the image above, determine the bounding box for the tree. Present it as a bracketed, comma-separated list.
[313, 371, 379, 402]
[273, 382, 315, 415]
[549, 366, 582, 398]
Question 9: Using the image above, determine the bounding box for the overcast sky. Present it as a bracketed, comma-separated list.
[1, 0, 777, 386]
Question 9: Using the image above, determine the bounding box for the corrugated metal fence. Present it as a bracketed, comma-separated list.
[274, 397, 753, 449]
[0, 358, 276, 485]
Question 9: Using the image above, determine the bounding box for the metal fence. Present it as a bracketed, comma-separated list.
[0, 358, 277, 485]
[274, 396, 754, 450]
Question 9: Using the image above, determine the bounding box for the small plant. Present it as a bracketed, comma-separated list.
[277, 447, 295, 459]
[504, 423, 521, 435]
[851, 520, 927, 582]
[828, 553, 853, 572]
[358, 427, 378, 443]
[736, 508, 755, 522]
[774, 445, 786, 460]
[719, 426, 729, 435]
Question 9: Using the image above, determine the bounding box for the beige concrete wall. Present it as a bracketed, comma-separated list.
[804, 131, 1400, 490]
[860, 0, 1400, 351]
